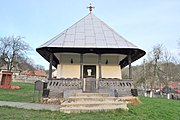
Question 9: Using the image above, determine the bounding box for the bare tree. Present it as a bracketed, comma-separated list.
[0, 36, 32, 71]
[161, 49, 172, 84]
[18, 57, 35, 71]
[35, 64, 45, 71]
[150, 44, 163, 90]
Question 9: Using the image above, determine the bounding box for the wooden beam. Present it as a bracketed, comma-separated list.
[98, 54, 102, 79]
[128, 55, 132, 79]
[80, 54, 83, 79]
[48, 53, 53, 80]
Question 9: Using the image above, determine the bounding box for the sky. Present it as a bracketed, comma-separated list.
[0, 0, 180, 69]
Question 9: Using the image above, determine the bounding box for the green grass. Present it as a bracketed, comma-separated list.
[0, 82, 39, 102]
[0, 97, 179, 120]
[0, 82, 180, 120]
[128, 97, 180, 120]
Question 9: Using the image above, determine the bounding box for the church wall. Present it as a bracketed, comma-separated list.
[55, 64, 122, 79]
[54, 53, 124, 79]
[101, 55, 119, 65]
[59, 54, 80, 64]
[61, 64, 80, 78]
[56, 64, 61, 78]
[102, 65, 122, 79]
[96, 65, 99, 79]
[83, 54, 98, 64]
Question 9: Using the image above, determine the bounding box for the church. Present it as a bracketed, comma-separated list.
[36, 5, 145, 98]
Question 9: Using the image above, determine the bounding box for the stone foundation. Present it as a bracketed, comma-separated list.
[46, 78, 134, 98]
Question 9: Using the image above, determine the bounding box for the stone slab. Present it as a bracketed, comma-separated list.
[63, 89, 82, 98]
[0, 101, 60, 111]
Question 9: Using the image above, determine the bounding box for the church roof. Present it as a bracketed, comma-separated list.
[36, 13, 145, 68]
[38, 13, 137, 49]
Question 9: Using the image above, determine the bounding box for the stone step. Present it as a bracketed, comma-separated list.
[67, 97, 119, 102]
[75, 93, 110, 97]
[60, 106, 128, 113]
[60, 101, 127, 108]
[43, 96, 140, 105]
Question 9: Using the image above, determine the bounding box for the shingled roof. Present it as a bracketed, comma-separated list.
[38, 13, 138, 48]
[36, 13, 145, 68]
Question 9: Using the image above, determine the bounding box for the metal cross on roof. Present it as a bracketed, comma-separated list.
[87, 3, 95, 13]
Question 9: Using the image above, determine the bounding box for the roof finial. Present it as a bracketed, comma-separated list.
[87, 3, 95, 13]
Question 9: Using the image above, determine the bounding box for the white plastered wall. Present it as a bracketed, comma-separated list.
[101, 54, 124, 79]
[54, 53, 125, 79]
[102, 65, 122, 79]
[61, 64, 80, 78]
[56, 64, 61, 78]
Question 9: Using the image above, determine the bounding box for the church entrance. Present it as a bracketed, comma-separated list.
[83, 65, 96, 78]
[83, 65, 96, 92]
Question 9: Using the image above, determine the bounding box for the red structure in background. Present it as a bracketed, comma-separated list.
[21, 70, 47, 77]
[0, 71, 20, 90]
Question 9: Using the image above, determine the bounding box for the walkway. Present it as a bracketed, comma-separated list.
[0, 101, 60, 111]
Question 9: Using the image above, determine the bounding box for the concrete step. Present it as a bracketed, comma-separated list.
[43, 96, 140, 105]
[60, 94, 128, 113]
[60, 101, 127, 108]
[75, 93, 110, 97]
[67, 97, 119, 102]
[60, 106, 128, 113]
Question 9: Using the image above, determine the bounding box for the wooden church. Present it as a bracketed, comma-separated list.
[36, 6, 145, 98]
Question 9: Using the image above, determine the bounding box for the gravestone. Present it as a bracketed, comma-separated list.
[34, 80, 48, 101]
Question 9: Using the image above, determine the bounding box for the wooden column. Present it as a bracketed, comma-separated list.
[128, 55, 132, 79]
[119, 65, 122, 79]
[48, 53, 53, 80]
[80, 54, 83, 79]
[98, 54, 102, 79]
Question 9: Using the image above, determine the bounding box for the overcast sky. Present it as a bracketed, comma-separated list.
[0, 0, 180, 69]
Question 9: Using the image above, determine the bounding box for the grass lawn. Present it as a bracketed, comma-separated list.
[0, 82, 38, 102]
[0, 82, 180, 120]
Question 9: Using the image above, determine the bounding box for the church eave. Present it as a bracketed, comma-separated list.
[36, 48, 59, 67]
[36, 47, 145, 68]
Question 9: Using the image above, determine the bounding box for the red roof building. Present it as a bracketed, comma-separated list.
[21, 70, 47, 77]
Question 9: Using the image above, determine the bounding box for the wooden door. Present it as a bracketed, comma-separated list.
[83, 65, 96, 78]
[83, 65, 96, 92]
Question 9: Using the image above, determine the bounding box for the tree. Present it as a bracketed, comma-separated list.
[35, 64, 45, 71]
[147, 44, 163, 91]
[18, 57, 35, 71]
[0, 36, 32, 71]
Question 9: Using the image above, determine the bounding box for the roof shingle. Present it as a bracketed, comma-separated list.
[38, 13, 138, 49]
